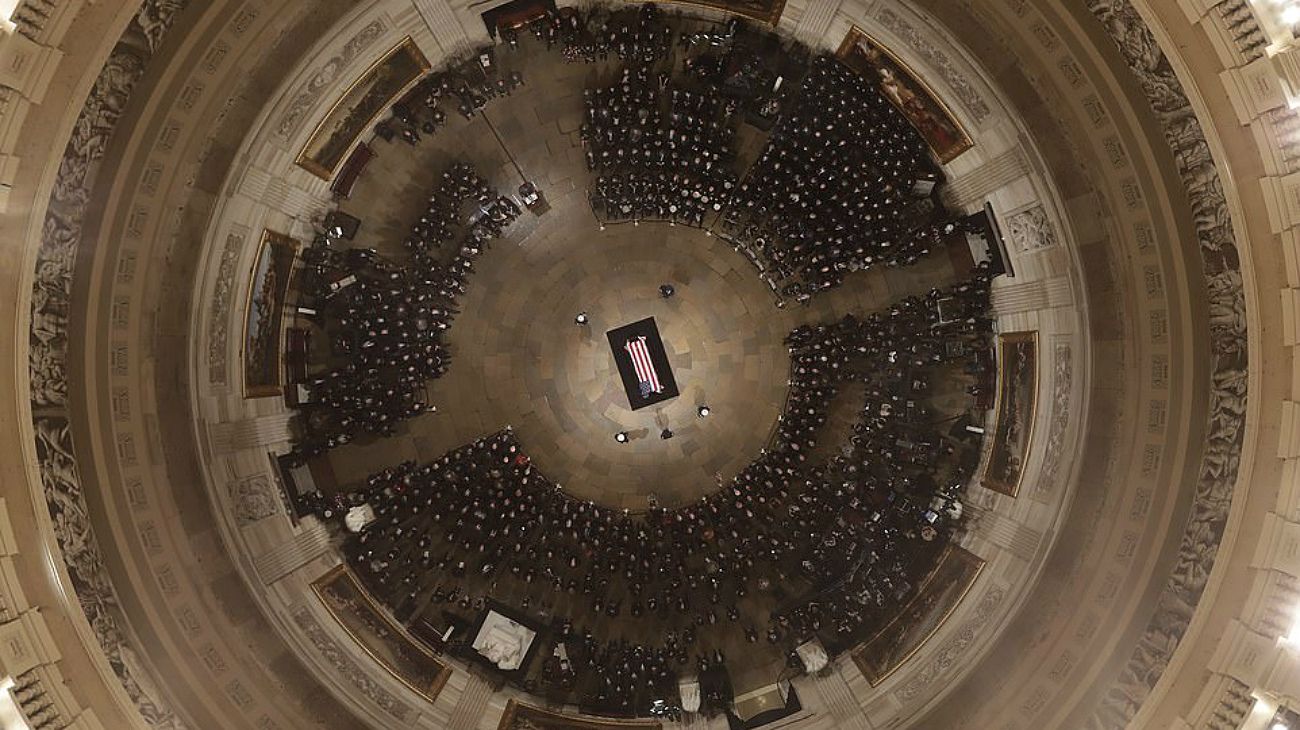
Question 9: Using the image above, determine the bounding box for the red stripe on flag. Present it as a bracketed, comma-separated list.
[625, 337, 663, 393]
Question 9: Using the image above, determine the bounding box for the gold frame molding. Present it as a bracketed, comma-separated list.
[311, 564, 453, 705]
[982, 330, 1040, 497]
[851, 544, 985, 687]
[835, 25, 974, 164]
[635, 0, 786, 26]
[497, 700, 662, 730]
[241, 229, 298, 398]
[294, 36, 431, 181]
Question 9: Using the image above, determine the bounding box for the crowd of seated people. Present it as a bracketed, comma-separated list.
[505, 4, 672, 65]
[770, 263, 994, 646]
[722, 55, 955, 300]
[289, 164, 520, 461]
[375, 60, 525, 146]
[311, 269, 995, 716]
[289, 247, 449, 459]
[404, 162, 521, 268]
[584, 67, 739, 226]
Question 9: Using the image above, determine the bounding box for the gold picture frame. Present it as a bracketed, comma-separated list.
[241, 229, 298, 398]
[852, 544, 985, 687]
[836, 26, 974, 164]
[983, 330, 1039, 497]
[311, 565, 453, 705]
[498, 700, 662, 730]
[295, 36, 431, 181]
[633, 0, 786, 26]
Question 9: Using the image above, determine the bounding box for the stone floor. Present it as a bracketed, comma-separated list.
[322, 33, 962, 511]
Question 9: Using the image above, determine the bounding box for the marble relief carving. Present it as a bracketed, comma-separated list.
[35, 418, 187, 730]
[1006, 204, 1059, 252]
[275, 18, 388, 140]
[893, 585, 1007, 702]
[870, 6, 991, 124]
[1033, 342, 1073, 499]
[207, 230, 245, 385]
[31, 1, 190, 407]
[27, 1, 193, 728]
[1083, 1, 1249, 727]
[290, 605, 413, 722]
[230, 475, 280, 525]
[312, 567, 451, 704]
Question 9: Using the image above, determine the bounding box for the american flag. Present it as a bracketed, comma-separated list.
[624, 336, 664, 398]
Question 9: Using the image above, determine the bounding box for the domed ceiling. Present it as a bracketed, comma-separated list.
[0, 0, 1287, 729]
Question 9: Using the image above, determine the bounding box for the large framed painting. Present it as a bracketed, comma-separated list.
[836, 26, 973, 164]
[636, 0, 785, 25]
[983, 331, 1039, 496]
[295, 36, 431, 180]
[498, 700, 661, 730]
[852, 545, 984, 686]
[312, 565, 452, 704]
[242, 230, 298, 398]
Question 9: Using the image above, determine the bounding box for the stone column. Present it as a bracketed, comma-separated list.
[0, 25, 63, 211]
[964, 505, 1042, 562]
[446, 674, 493, 730]
[206, 413, 296, 454]
[253, 521, 332, 584]
[239, 163, 332, 221]
[941, 148, 1028, 211]
[411, 0, 471, 54]
[990, 276, 1072, 315]
[794, 0, 843, 48]
[811, 664, 872, 729]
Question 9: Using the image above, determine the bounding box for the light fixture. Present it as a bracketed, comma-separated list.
[0, 675, 30, 730]
[575, 312, 589, 326]
[614, 431, 628, 443]
[1285, 609, 1300, 645]
[697, 405, 711, 417]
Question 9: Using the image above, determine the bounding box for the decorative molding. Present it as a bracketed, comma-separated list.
[30, 0, 190, 409]
[990, 277, 1073, 315]
[274, 18, 389, 140]
[410, 0, 470, 52]
[206, 228, 247, 385]
[254, 522, 332, 585]
[893, 585, 1007, 702]
[27, 2, 194, 728]
[1083, 1, 1249, 726]
[447, 673, 493, 729]
[228, 475, 281, 525]
[207, 413, 295, 454]
[869, 5, 991, 124]
[35, 418, 187, 730]
[941, 148, 1028, 209]
[1033, 342, 1074, 500]
[290, 605, 413, 723]
[1005, 203, 1060, 252]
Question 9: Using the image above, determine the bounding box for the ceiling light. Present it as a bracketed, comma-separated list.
[1285, 612, 1300, 644]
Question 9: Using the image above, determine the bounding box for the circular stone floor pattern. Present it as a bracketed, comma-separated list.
[451, 221, 791, 509]
[317, 41, 961, 510]
[327, 212, 792, 509]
